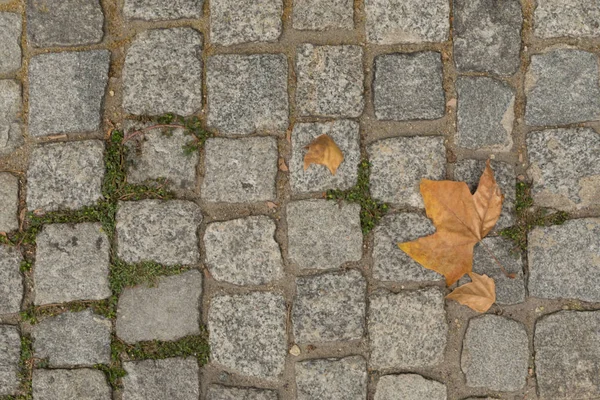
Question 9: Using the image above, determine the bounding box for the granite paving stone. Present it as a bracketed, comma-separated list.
[374, 374, 447, 400]
[368, 288, 447, 369]
[295, 356, 367, 400]
[374, 52, 445, 121]
[0, 80, 23, 156]
[122, 358, 200, 400]
[0, 245, 23, 314]
[116, 200, 201, 265]
[32, 369, 111, 400]
[204, 216, 284, 286]
[534, 1, 600, 39]
[116, 270, 202, 343]
[0, 325, 20, 396]
[26, 140, 105, 211]
[28, 51, 110, 137]
[0, 173, 18, 233]
[210, 0, 282, 46]
[528, 218, 600, 302]
[368, 136, 446, 207]
[208, 292, 287, 380]
[206, 385, 278, 400]
[296, 45, 364, 118]
[461, 315, 528, 391]
[0, 13, 21, 73]
[123, 28, 203, 117]
[287, 200, 362, 271]
[292, 0, 353, 31]
[124, 0, 203, 20]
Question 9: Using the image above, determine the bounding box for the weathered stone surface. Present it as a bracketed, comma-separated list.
[374, 374, 447, 400]
[26, 0, 104, 47]
[122, 358, 200, 400]
[206, 385, 278, 400]
[123, 28, 202, 116]
[116, 270, 202, 343]
[368, 136, 446, 207]
[528, 218, 600, 302]
[296, 45, 364, 118]
[525, 50, 600, 126]
[373, 213, 441, 282]
[527, 128, 600, 212]
[32, 369, 111, 400]
[290, 120, 360, 194]
[0, 325, 20, 396]
[0, 13, 21, 73]
[534, 1, 600, 39]
[27, 141, 105, 211]
[32, 310, 111, 367]
[0, 173, 18, 233]
[201, 137, 278, 203]
[208, 292, 287, 379]
[535, 311, 600, 400]
[34, 223, 110, 305]
[124, 0, 203, 20]
[0, 245, 23, 314]
[365, 0, 449, 44]
[209, 0, 282, 45]
[368, 288, 447, 369]
[296, 356, 367, 400]
[374, 52, 445, 121]
[462, 315, 528, 391]
[0, 80, 23, 156]
[293, 269, 366, 343]
[116, 200, 201, 265]
[204, 216, 283, 286]
[207, 54, 288, 135]
[453, 0, 522, 75]
[293, 0, 354, 30]
[28, 51, 109, 136]
[287, 200, 362, 271]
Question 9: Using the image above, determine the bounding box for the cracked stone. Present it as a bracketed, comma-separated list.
[124, 0, 203, 20]
[206, 385, 278, 400]
[296, 356, 367, 400]
[0, 13, 21, 73]
[0, 173, 18, 233]
[209, 0, 282, 45]
[0, 80, 23, 156]
[0, 245, 23, 314]
[534, 1, 600, 39]
[122, 358, 200, 400]
[374, 374, 447, 400]
[293, 0, 353, 30]
[0, 325, 20, 396]
[33, 369, 111, 400]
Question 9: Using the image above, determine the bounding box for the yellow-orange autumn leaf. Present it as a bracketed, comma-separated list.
[446, 272, 496, 312]
[304, 134, 344, 175]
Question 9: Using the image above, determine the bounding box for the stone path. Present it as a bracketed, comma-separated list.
[0, 0, 600, 399]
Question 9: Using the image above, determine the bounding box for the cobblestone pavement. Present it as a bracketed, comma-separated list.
[1, 0, 600, 399]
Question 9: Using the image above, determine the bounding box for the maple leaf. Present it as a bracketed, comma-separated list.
[304, 134, 344, 175]
[446, 272, 496, 313]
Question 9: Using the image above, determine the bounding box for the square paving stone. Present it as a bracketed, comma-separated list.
[206, 385, 278, 400]
[208, 292, 287, 380]
[116, 200, 201, 265]
[365, 0, 449, 44]
[372, 213, 442, 282]
[124, 0, 203, 20]
[462, 315, 528, 391]
[204, 216, 284, 286]
[534, 1, 600, 39]
[374, 52, 445, 121]
[453, 0, 522, 76]
[0, 80, 23, 157]
[287, 200, 362, 271]
[26, 140, 105, 212]
[368, 136, 446, 207]
[32, 310, 111, 367]
[206, 54, 288, 135]
[122, 358, 200, 400]
[375, 374, 446, 400]
[26, 0, 104, 47]
[201, 137, 278, 203]
[525, 49, 600, 126]
[292, 0, 354, 30]
[32, 369, 111, 400]
[34, 223, 110, 305]
[368, 288, 447, 369]
[290, 120, 360, 194]
[296, 45, 364, 118]
[116, 271, 202, 343]
[123, 28, 203, 117]
[0, 173, 18, 233]
[528, 218, 600, 302]
[0, 325, 20, 396]
[293, 269, 366, 343]
[209, 0, 282, 45]
[296, 356, 367, 400]
[534, 311, 600, 400]
[0, 245, 23, 314]
[0, 13, 21, 73]
[527, 128, 600, 212]
[28, 50, 109, 136]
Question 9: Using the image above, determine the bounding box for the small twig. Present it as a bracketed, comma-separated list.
[480, 240, 516, 279]
[122, 124, 186, 143]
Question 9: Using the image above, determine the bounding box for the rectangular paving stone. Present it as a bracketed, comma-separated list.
[26, 141, 105, 212]
[34, 223, 110, 305]
[453, 0, 522, 76]
[292, 0, 354, 30]
[375, 374, 446, 400]
[206, 385, 278, 400]
[201, 137, 278, 203]
[0, 325, 20, 396]
[296, 45, 364, 118]
[0, 80, 24, 156]
[374, 52, 445, 121]
[28, 50, 109, 136]
[0, 13, 21, 73]
[123, 28, 202, 117]
[534, 1, 600, 39]
[122, 358, 200, 400]
[124, 0, 203, 20]
[296, 356, 367, 400]
[32, 369, 111, 400]
[528, 218, 600, 302]
[0, 173, 18, 233]
[116, 200, 201, 265]
[0, 245, 23, 314]
[525, 49, 600, 126]
[207, 54, 288, 135]
[209, 0, 282, 45]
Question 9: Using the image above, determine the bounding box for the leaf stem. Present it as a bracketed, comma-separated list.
[480, 241, 516, 279]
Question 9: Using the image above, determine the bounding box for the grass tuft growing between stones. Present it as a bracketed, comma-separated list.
[109, 260, 189, 295]
[113, 332, 210, 362]
[0, 336, 35, 400]
[20, 298, 118, 325]
[154, 114, 213, 156]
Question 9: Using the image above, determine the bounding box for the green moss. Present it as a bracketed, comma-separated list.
[20, 298, 118, 325]
[154, 114, 212, 155]
[109, 260, 188, 295]
[2, 336, 36, 400]
[114, 332, 210, 363]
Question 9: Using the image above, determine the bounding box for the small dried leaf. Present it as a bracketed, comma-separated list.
[303, 134, 344, 175]
[278, 157, 289, 172]
[266, 201, 278, 209]
[446, 272, 496, 313]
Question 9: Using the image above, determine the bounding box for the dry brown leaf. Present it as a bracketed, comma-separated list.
[446, 272, 496, 312]
[266, 201, 278, 209]
[278, 157, 289, 172]
[303, 134, 344, 175]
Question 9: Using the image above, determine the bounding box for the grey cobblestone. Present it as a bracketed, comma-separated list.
[0, 245, 23, 314]
[32, 369, 111, 400]
[206, 385, 278, 400]
[295, 356, 367, 400]
[292, 0, 354, 31]
[0, 80, 23, 157]
[0, 13, 21, 73]
[374, 374, 447, 400]
[0, 325, 20, 396]
[122, 358, 200, 400]
[534, 1, 600, 39]
[0, 173, 18, 233]
[124, 0, 203, 21]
